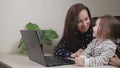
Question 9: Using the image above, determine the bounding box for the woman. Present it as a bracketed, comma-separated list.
[54, 3, 94, 58]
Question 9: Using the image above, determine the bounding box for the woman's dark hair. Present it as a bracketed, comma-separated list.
[59, 3, 91, 52]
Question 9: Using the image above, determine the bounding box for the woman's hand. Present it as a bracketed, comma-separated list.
[75, 57, 84, 66]
[109, 54, 120, 67]
[71, 49, 84, 58]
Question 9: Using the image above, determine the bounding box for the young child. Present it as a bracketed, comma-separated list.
[75, 15, 120, 67]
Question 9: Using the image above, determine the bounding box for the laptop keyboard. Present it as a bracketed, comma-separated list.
[44, 56, 74, 66]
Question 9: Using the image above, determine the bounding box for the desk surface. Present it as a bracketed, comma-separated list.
[0, 54, 118, 68]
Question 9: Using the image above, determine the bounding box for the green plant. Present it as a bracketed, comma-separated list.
[18, 22, 58, 54]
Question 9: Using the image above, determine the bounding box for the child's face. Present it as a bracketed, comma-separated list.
[93, 18, 101, 38]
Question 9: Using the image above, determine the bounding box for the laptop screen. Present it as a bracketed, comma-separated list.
[20, 30, 47, 66]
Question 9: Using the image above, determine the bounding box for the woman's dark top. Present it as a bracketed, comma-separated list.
[54, 27, 93, 58]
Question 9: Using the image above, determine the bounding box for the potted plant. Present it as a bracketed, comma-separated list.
[18, 22, 58, 54]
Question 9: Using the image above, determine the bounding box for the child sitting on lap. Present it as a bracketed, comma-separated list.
[74, 15, 120, 67]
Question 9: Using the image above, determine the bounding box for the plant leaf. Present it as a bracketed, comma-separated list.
[25, 22, 41, 31]
[19, 38, 27, 54]
[41, 35, 52, 45]
[18, 22, 59, 54]
[44, 29, 58, 39]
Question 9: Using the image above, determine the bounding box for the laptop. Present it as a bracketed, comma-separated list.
[20, 30, 74, 67]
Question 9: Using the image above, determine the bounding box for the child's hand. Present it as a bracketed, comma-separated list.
[75, 57, 84, 66]
[71, 49, 84, 58]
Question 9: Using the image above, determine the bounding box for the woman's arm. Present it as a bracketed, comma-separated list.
[54, 41, 72, 58]
[109, 54, 120, 67]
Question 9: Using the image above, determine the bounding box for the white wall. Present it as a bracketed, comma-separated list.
[0, 0, 120, 54]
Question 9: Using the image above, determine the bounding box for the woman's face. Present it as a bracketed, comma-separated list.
[77, 9, 90, 33]
[93, 18, 100, 38]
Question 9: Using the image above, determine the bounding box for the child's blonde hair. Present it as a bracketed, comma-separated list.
[97, 15, 120, 42]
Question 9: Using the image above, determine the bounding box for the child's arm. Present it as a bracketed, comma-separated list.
[80, 39, 95, 58]
[83, 42, 116, 67]
[75, 39, 96, 66]
[79, 39, 97, 59]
